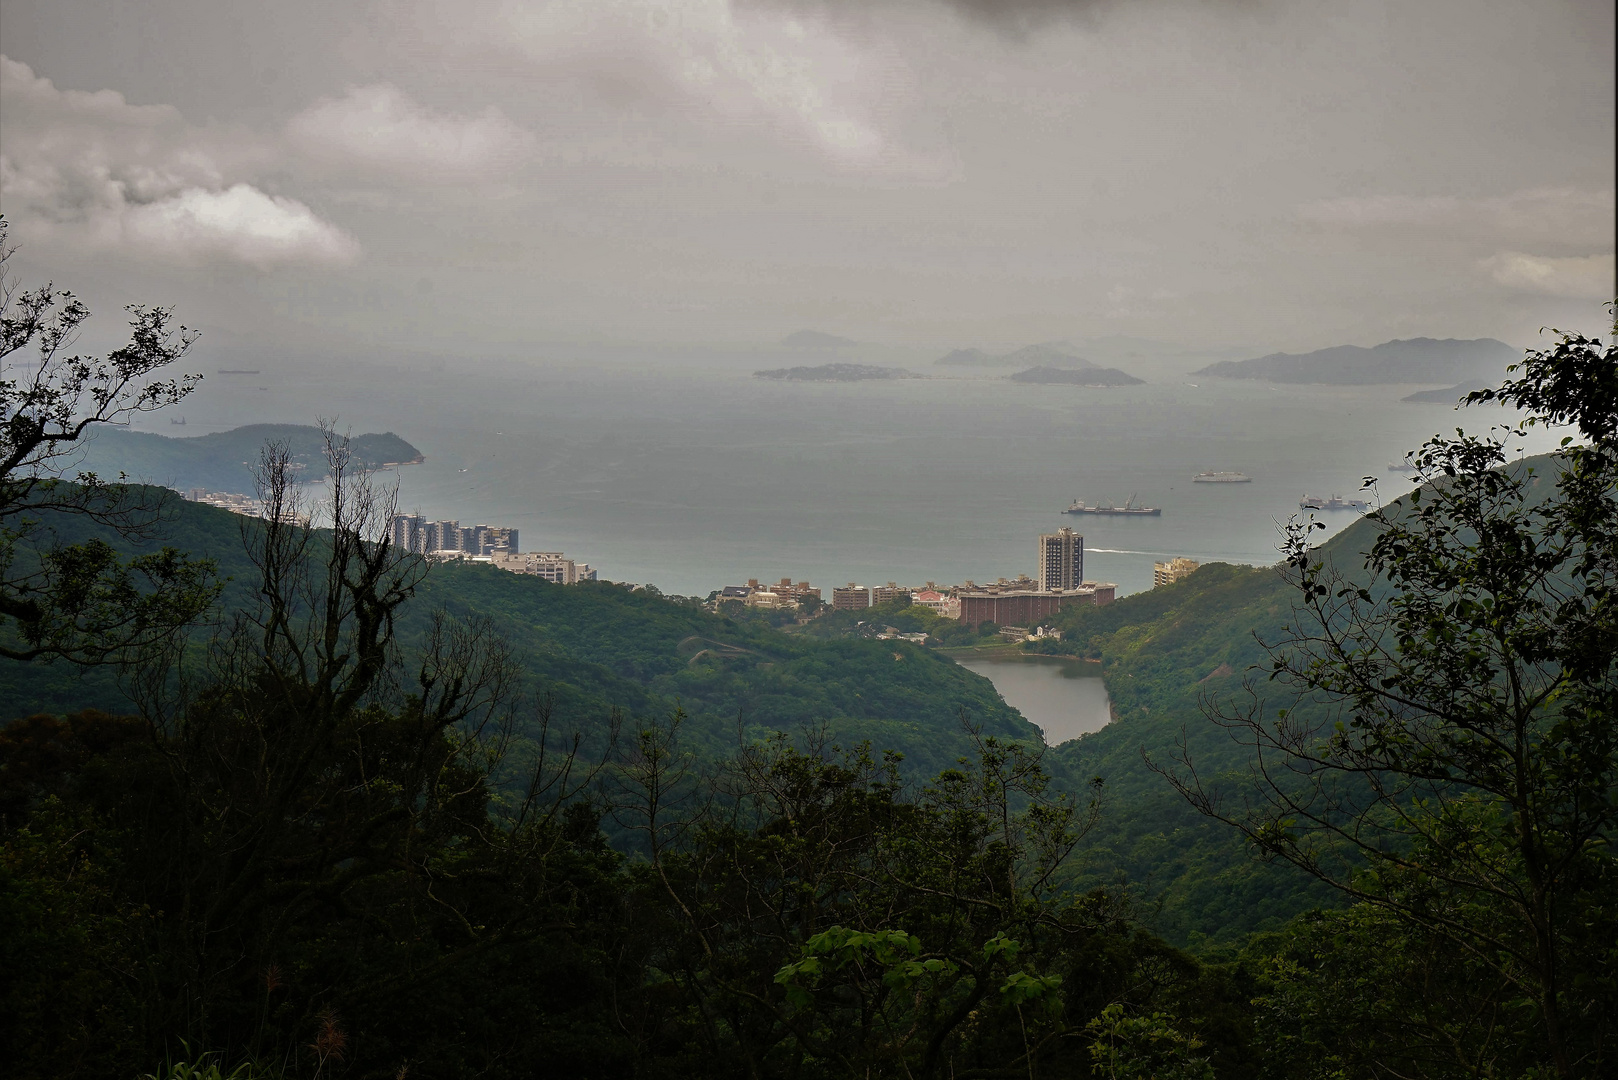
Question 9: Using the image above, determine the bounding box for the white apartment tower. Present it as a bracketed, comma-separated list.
[390, 514, 426, 553]
[1037, 528, 1084, 592]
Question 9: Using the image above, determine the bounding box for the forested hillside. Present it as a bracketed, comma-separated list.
[0, 492, 1031, 779]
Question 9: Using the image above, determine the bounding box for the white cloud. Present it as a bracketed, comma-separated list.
[1481, 252, 1616, 299]
[123, 185, 359, 266]
[0, 55, 356, 266]
[287, 84, 536, 178]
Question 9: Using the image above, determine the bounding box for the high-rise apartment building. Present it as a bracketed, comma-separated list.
[425, 519, 460, 553]
[389, 514, 426, 553]
[482, 527, 519, 556]
[1037, 528, 1084, 592]
[390, 515, 521, 557]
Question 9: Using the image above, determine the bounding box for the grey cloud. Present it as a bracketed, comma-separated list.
[0, 56, 357, 266]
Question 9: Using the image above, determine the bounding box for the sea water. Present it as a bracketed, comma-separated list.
[130, 347, 1556, 597]
[952, 654, 1112, 745]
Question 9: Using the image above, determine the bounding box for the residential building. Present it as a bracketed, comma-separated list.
[1153, 557, 1200, 587]
[424, 519, 460, 552]
[872, 582, 912, 606]
[912, 588, 960, 619]
[390, 513, 426, 552]
[491, 551, 592, 584]
[957, 583, 1114, 628]
[1037, 528, 1084, 592]
[832, 583, 870, 611]
[389, 516, 520, 556]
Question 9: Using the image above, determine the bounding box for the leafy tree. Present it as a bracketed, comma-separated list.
[1160, 314, 1618, 1077]
[0, 217, 217, 663]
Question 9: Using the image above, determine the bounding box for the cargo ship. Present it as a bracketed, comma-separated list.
[1192, 471, 1251, 483]
[1065, 493, 1161, 516]
[1300, 493, 1370, 512]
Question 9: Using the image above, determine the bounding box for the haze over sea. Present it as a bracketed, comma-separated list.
[121, 345, 1558, 598]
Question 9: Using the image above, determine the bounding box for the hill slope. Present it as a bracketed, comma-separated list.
[1195, 337, 1517, 384]
[0, 493, 1031, 779]
[1033, 455, 1563, 942]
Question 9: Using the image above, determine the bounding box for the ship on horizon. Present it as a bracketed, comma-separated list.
[1064, 493, 1161, 516]
[1300, 493, 1370, 512]
[1192, 471, 1251, 483]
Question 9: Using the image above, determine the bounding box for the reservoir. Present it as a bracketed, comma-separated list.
[952, 654, 1112, 746]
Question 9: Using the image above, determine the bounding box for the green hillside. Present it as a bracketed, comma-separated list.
[1030, 456, 1566, 942]
[74, 424, 422, 493]
[1, 458, 1567, 946]
[0, 492, 1031, 780]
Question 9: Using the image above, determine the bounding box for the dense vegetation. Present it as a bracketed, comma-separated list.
[3, 239, 1613, 1080]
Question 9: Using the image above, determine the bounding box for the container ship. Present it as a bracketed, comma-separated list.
[1192, 471, 1250, 483]
[1065, 493, 1161, 516]
[1300, 493, 1370, 512]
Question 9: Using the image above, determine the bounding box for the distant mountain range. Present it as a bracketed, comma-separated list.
[780, 330, 857, 350]
[1007, 365, 1144, 387]
[1400, 379, 1495, 403]
[78, 424, 422, 494]
[755, 363, 923, 382]
[1194, 337, 1518, 385]
[936, 343, 1101, 370]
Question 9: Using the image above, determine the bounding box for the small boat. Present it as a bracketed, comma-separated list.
[1193, 471, 1251, 483]
[1300, 493, 1369, 512]
[170, 417, 187, 426]
[1065, 492, 1161, 516]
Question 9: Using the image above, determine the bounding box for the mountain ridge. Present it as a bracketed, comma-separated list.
[1194, 336, 1518, 384]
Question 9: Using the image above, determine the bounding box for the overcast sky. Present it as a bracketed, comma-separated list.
[1, 0, 1612, 359]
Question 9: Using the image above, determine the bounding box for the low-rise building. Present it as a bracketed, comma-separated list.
[491, 551, 594, 584]
[912, 588, 961, 619]
[957, 583, 1115, 628]
[1153, 557, 1200, 587]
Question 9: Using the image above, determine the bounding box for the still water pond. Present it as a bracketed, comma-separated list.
[953, 654, 1112, 745]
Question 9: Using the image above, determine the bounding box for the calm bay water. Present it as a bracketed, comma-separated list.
[126, 347, 1554, 597]
[952, 654, 1112, 745]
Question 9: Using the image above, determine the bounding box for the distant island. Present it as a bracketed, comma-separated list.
[78, 423, 423, 494]
[1194, 337, 1517, 385]
[1008, 365, 1144, 387]
[780, 330, 857, 350]
[1401, 379, 1495, 403]
[936, 343, 1100, 370]
[755, 363, 923, 382]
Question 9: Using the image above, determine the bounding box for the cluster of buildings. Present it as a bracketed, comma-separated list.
[715, 578, 821, 610]
[716, 528, 1118, 632]
[388, 514, 519, 558]
[388, 514, 595, 584]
